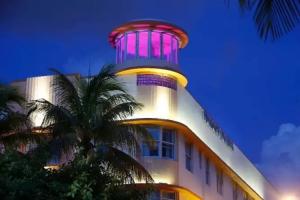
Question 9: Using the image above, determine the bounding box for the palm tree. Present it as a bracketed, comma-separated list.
[29, 65, 153, 183]
[238, 0, 300, 40]
[0, 83, 33, 150]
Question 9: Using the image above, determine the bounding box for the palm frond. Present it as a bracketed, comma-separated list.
[239, 0, 300, 40]
[98, 146, 153, 183]
[49, 68, 82, 117]
[0, 83, 25, 110]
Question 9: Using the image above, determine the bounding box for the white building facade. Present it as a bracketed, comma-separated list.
[12, 20, 280, 200]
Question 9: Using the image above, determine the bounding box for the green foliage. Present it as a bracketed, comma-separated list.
[0, 65, 154, 199]
[0, 150, 151, 200]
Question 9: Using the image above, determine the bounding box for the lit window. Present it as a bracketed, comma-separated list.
[216, 169, 223, 195]
[185, 142, 193, 172]
[151, 31, 161, 59]
[137, 74, 177, 90]
[205, 157, 210, 185]
[138, 31, 149, 58]
[120, 35, 125, 63]
[143, 127, 160, 157]
[162, 33, 172, 62]
[172, 37, 178, 64]
[162, 129, 176, 159]
[126, 32, 136, 59]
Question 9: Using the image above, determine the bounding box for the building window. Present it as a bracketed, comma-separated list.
[205, 157, 210, 185]
[142, 127, 160, 157]
[142, 127, 176, 159]
[148, 191, 176, 200]
[216, 169, 223, 195]
[115, 30, 179, 65]
[162, 129, 176, 159]
[126, 32, 136, 59]
[185, 142, 193, 172]
[233, 182, 238, 200]
[198, 151, 202, 169]
[161, 191, 176, 200]
[138, 31, 149, 58]
[151, 31, 161, 59]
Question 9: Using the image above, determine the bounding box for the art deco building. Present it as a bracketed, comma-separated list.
[11, 20, 279, 200]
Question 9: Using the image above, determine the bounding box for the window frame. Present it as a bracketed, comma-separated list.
[142, 126, 176, 160]
[185, 141, 193, 172]
[205, 157, 210, 185]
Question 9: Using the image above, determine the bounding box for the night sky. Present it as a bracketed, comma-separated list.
[1, 0, 300, 195]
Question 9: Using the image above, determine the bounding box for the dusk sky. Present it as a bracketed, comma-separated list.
[1, 0, 300, 195]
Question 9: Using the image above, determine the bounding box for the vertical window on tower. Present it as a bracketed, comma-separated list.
[120, 35, 125, 64]
[116, 38, 120, 64]
[185, 142, 193, 172]
[162, 33, 172, 62]
[138, 31, 149, 58]
[126, 32, 136, 59]
[205, 157, 210, 185]
[162, 129, 176, 159]
[142, 127, 160, 157]
[172, 37, 178, 64]
[151, 31, 161, 59]
[216, 169, 223, 195]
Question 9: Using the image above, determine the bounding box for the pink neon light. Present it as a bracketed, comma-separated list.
[162, 34, 172, 62]
[138, 31, 148, 58]
[172, 37, 178, 64]
[126, 33, 136, 59]
[151, 32, 161, 58]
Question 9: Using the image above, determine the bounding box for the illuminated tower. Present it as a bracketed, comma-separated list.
[109, 20, 279, 200]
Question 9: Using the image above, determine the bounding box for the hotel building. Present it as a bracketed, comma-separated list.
[11, 20, 279, 200]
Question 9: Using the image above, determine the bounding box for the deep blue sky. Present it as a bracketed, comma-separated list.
[1, 0, 300, 192]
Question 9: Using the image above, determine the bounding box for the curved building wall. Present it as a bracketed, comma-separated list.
[117, 74, 279, 200]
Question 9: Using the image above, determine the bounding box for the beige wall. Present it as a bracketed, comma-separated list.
[12, 73, 279, 200]
[117, 74, 279, 200]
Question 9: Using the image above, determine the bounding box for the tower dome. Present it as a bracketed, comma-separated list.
[109, 19, 189, 87]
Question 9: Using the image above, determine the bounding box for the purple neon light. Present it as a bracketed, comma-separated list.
[126, 33, 136, 59]
[151, 32, 161, 59]
[115, 30, 179, 64]
[137, 74, 177, 90]
[138, 31, 148, 58]
[162, 34, 172, 62]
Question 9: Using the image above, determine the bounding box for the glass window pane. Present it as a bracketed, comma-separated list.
[172, 37, 178, 64]
[143, 142, 159, 156]
[116, 38, 121, 64]
[151, 31, 161, 59]
[161, 191, 176, 200]
[138, 31, 148, 58]
[120, 35, 125, 63]
[143, 127, 160, 157]
[148, 191, 160, 200]
[126, 32, 136, 59]
[162, 129, 175, 143]
[162, 34, 172, 62]
[185, 142, 193, 171]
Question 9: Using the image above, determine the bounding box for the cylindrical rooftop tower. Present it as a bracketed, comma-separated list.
[109, 19, 189, 87]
